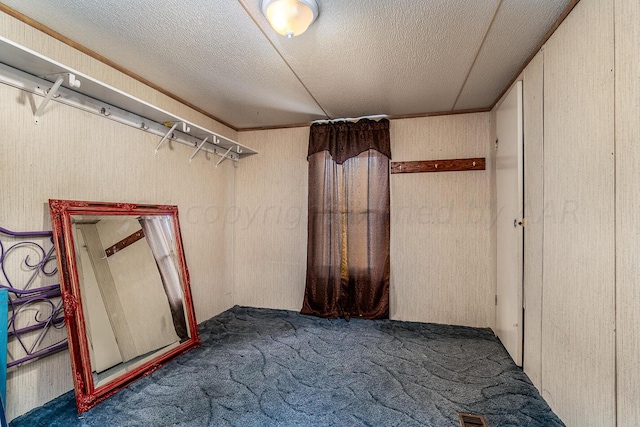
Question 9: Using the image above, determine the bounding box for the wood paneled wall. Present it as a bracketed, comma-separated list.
[542, 0, 616, 423]
[514, 0, 640, 424]
[522, 51, 544, 392]
[235, 114, 496, 329]
[615, 0, 640, 425]
[0, 12, 237, 421]
[389, 114, 495, 328]
[7, 0, 640, 425]
[234, 128, 310, 311]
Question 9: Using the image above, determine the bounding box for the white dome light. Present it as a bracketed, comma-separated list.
[261, 0, 319, 38]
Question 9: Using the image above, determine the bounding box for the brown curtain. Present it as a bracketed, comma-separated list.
[138, 216, 189, 340]
[302, 119, 391, 320]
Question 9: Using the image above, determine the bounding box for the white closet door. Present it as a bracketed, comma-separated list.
[495, 81, 524, 366]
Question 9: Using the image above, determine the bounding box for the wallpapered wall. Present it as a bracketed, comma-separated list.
[614, 0, 640, 424]
[235, 128, 310, 312]
[389, 114, 495, 328]
[0, 12, 237, 421]
[235, 114, 496, 330]
[3, 7, 497, 423]
[507, 0, 640, 425]
[5, 0, 639, 425]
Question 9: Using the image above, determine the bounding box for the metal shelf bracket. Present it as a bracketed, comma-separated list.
[155, 121, 190, 154]
[34, 76, 63, 124]
[34, 73, 81, 124]
[215, 146, 235, 169]
[189, 136, 211, 163]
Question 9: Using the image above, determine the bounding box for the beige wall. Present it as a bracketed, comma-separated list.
[542, 0, 615, 424]
[1, 12, 237, 421]
[521, 51, 544, 392]
[390, 114, 495, 328]
[235, 114, 496, 329]
[513, 0, 640, 424]
[614, 0, 640, 425]
[9, 0, 640, 424]
[235, 128, 309, 311]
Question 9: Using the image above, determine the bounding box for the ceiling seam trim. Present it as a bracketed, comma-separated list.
[236, 0, 330, 120]
[450, 0, 504, 111]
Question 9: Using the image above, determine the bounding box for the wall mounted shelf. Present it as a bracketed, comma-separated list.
[391, 158, 486, 174]
[0, 36, 257, 163]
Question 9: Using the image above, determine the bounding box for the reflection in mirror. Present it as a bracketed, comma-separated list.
[49, 201, 200, 413]
[73, 215, 189, 387]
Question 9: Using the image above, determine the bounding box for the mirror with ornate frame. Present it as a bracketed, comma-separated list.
[49, 199, 200, 413]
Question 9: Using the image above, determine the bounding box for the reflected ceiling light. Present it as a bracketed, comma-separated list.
[261, 0, 319, 38]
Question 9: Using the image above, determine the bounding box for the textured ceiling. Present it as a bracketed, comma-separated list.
[0, 0, 572, 130]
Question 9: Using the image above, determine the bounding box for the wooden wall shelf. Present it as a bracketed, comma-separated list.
[391, 157, 485, 174]
[104, 229, 145, 258]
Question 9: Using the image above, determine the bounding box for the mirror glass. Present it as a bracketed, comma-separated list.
[49, 200, 200, 413]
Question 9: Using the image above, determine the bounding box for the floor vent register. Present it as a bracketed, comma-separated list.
[458, 413, 488, 427]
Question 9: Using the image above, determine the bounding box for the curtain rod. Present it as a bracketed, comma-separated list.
[312, 114, 388, 124]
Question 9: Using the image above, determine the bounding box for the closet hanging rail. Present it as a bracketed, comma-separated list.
[0, 36, 258, 164]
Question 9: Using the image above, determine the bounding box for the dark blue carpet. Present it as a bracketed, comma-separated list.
[11, 306, 563, 426]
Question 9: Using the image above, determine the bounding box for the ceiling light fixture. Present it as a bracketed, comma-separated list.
[261, 0, 319, 38]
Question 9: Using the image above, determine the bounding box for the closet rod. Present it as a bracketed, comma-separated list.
[0, 36, 258, 164]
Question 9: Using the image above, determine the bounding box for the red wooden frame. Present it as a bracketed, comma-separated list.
[49, 199, 200, 413]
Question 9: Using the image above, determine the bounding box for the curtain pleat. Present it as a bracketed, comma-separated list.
[302, 119, 390, 320]
[344, 150, 390, 319]
[139, 216, 189, 340]
[302, 152, 343, 317]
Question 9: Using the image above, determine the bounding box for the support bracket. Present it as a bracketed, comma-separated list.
[34, 73, 81, 124]
[155, 122, 191, 154]
[34, 76, 64, 124]
[215, 146, 235, 169]
[189, 136, 211, 163]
